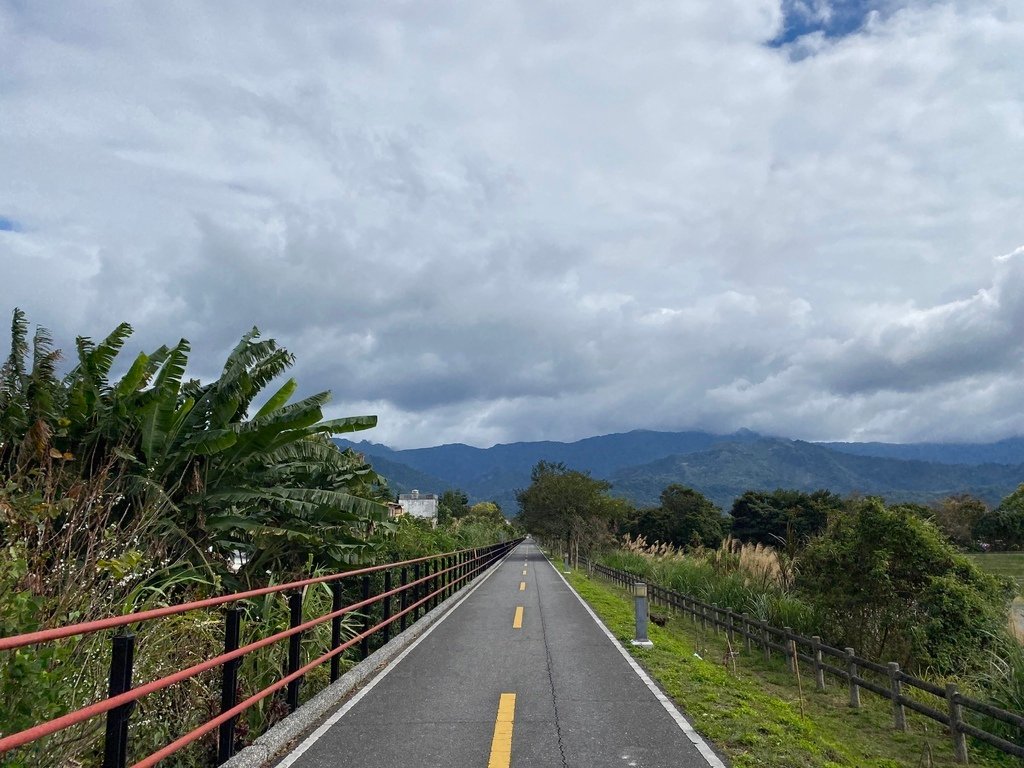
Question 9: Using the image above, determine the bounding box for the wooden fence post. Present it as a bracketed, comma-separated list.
[760, 619, 770, 662]
[742, 613, 752, 654]
[846, 648, 860, 709]
[946, 683, 969, 764]
[711, 604, 719, 634]
[784, 628, 795, 673]
[887, 662, 906, 732]
[811, 636, 825, 691]
[726, 609, 735, 645]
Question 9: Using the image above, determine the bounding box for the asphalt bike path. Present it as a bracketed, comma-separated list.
[279, 541, 722, 768]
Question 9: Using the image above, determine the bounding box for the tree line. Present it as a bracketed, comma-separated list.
[512, 459, 1018, 678]
[514, 458, 1024, 555]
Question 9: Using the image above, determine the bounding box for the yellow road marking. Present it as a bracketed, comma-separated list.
[487, 693, 516, 768]
[519, 581, 526, 591]
[513, 606, 524, 629]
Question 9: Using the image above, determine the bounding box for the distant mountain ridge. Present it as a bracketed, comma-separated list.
[335, 429, 1024, 514]
[336, 429, 759, 508]
[610, 438, 1024, 510]
[821, 437, 1024, 466]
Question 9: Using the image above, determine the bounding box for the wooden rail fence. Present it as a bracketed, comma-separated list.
[589, 559, 1024, 764]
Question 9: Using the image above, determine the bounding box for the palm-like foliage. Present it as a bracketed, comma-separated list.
[0, 309, 64, 472]
[0, 309, 388, 585]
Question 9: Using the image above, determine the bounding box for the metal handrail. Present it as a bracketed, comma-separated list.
[0, 544, 497, 652]
[0, 538, 524, 766]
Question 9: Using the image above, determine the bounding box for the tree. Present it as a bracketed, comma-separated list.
[466, 501, 505, 526]
[626, 485, 724, 549]
[730, 488, 840, 548]
[438, 489, 470, 524]
[930, 494, 987, 548]
[515, 461, 628, 555]
[798, 497, 1012, 672]
[974, 485, 1024, 550]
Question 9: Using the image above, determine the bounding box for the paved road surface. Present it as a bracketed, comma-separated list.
[280, 541, 722, 768]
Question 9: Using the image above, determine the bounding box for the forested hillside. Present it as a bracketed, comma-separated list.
[611, 439, 1024, 509]
[340, 431, 1024, 513]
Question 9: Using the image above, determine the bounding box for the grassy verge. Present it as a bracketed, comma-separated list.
[566, 568, 1017, 768]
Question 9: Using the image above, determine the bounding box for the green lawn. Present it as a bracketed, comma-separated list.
[966, 552, 1024, 590]
[566, 567, 1019, 768]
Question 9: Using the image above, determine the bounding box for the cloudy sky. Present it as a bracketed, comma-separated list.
[1, 1, 1023, 448]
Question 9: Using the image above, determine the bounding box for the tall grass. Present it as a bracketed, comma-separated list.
[599, 536, 1024, 742]
[600, 536, 820, 635]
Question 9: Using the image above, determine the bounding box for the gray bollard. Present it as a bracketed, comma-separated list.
[563, 552, 571, 573]
[631, 581, 654, 647]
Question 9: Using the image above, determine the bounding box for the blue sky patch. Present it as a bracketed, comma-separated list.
[769, 0, 894, 47]
[0, 217, 19, 232]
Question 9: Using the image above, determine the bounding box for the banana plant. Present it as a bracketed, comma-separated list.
[0, 309, 64, 472]
[127, 327, 388, 579]
[2, 309, 388, 584]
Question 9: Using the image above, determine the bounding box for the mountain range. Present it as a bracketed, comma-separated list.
[336, 430, 1024, 514]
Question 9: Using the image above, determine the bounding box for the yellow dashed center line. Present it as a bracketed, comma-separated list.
[522, 569, 527, 576]
[487, 693, 516, 768]
[519, 581, 526, 591]
[513, 606, 524, 629]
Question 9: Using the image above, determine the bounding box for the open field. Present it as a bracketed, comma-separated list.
[966, 552, 1024, 590]
[964, 553, 1024, 641]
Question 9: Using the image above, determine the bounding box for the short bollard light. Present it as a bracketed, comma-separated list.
[563, 552, 571, 574]
[631, 581, 654, 648]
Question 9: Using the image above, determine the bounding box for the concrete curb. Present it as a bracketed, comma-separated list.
[221, 561, 503, 768]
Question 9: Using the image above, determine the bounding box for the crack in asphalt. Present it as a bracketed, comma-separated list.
[533, 549, 570, 768]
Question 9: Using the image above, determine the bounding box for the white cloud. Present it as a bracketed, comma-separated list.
[1, 1, 1023, 447]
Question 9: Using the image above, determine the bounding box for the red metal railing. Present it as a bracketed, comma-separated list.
[0, 538, 523, 767]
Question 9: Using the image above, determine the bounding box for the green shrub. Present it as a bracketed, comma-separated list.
[799, 498, 1013, 672]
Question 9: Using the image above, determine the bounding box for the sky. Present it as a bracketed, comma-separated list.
[1, 1, 1023, 449]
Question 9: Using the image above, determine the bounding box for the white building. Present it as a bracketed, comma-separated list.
[397, 489, 438, 521]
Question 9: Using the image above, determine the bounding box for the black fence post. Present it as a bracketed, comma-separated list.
[413, 563, 421, 621]
[330, 582, 343, 683]
[438, 556, 445, 601]
[218, 608, 242, 764]
[287, 593, 303, 712]
[400, 567, 409, 632]
[382, 570, 393, 644]
[102, 633, 135, 768]
[428, 559, 435, 610]
[360, 575, 371, 660]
